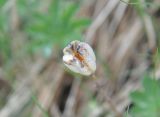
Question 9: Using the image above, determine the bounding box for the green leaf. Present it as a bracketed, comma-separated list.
[130, 0, 146, 17]
[71, 18, 91, 30]
[0, 0, 6, 9]
[61, 3, 78, 23]
[24, 0, 90, 53]
[130, 76, 160, 117]
[49, 0, 61, 21]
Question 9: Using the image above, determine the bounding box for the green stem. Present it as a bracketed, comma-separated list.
[120, 0, 160, 7]
[31, 94, 49, 117]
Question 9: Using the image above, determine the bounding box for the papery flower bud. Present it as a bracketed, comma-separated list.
[63, 40, 96, 76]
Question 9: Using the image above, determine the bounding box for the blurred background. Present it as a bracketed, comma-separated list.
[0, 0, 160, 117]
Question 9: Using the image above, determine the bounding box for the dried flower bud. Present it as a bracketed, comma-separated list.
[63, 40, 96, 76]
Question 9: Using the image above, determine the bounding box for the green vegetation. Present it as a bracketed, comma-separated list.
[130, 76, 160, 117]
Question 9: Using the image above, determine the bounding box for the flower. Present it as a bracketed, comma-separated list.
[63, 40, 96, 76]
